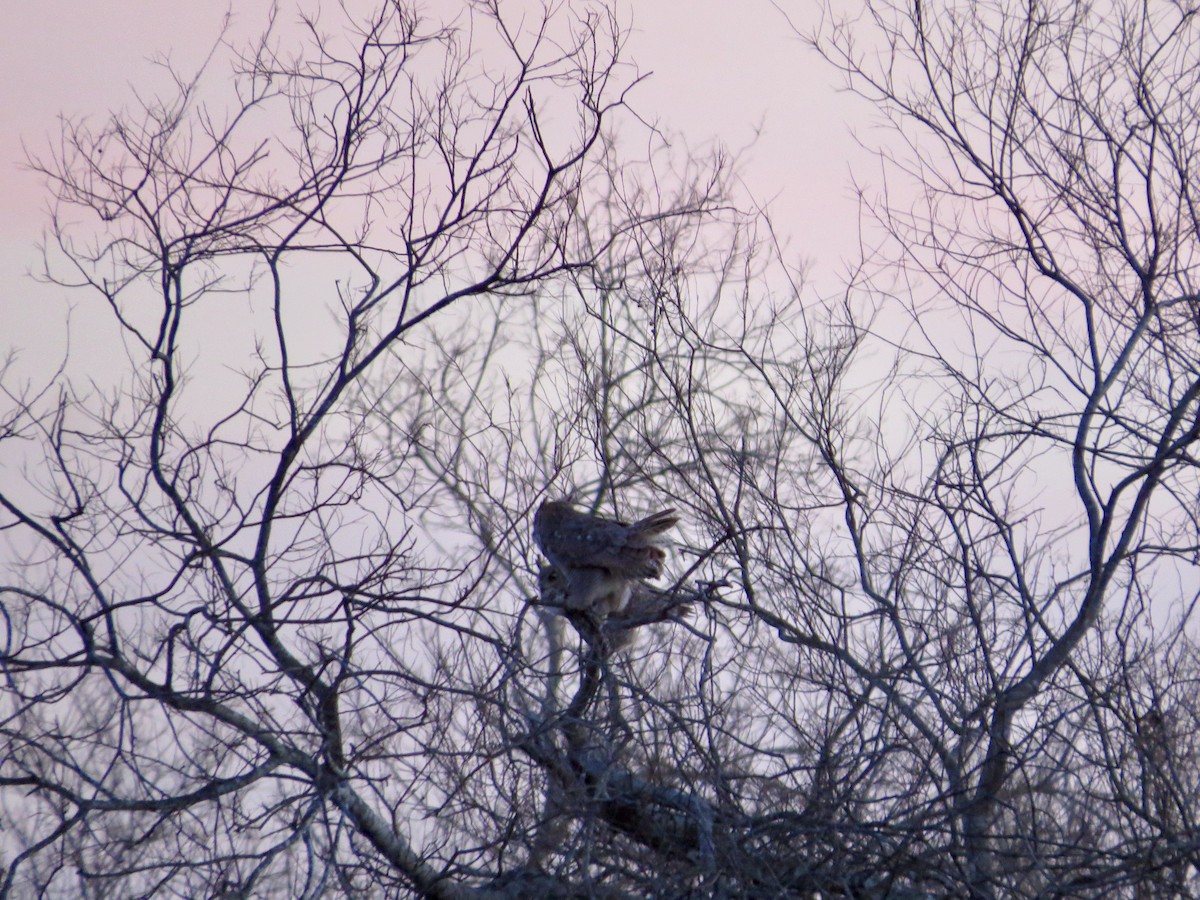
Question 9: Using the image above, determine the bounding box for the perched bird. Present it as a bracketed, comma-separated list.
[537, 563, 700, 624]
[533, 499, 678, 616]
[535, 563, 719, 654]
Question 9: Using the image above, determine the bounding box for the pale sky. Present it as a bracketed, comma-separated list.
[0, 1, 869, 371]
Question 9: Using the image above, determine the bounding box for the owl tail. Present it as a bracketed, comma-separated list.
[631, 508, 678, 542]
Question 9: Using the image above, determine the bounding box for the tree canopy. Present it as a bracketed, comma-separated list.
[4, 1, 1200, 896]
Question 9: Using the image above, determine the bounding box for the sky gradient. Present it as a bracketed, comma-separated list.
[0, 1, 869, 375]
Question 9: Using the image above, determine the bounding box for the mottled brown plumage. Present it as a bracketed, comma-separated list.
[536, 564, 698, 623]
[533, 499, 678, 616]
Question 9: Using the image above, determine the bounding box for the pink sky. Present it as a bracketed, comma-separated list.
[0, 3, 244, 239]
[0, 1, 868, 349]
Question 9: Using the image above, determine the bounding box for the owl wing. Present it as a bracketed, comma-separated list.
[574, 541, 665, 578]
[536, 510, 625, 567]
[565, 520, 667, 578]
[535, 503, 674, 578]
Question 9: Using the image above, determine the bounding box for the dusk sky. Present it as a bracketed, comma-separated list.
[0, 1, 870, 362]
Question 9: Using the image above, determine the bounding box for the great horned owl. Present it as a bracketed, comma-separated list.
[536, 563, 701, 623]
[533, 499, 678, 616]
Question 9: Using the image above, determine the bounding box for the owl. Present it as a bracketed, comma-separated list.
[533, 499, 678, 616]
[536, 564, 700, 625]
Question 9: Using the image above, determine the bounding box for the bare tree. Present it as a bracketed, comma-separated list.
[8, 0, 1200, 897]
[0, 2, 729, 896]
[374, 0, 1200, 895]
[790, 0, 1200, 893]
